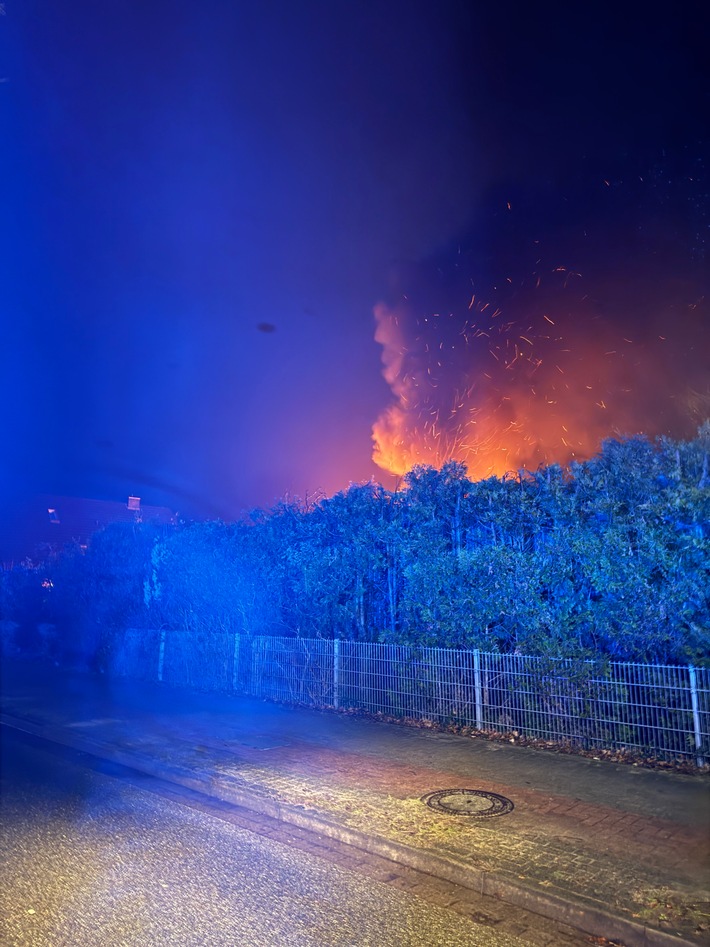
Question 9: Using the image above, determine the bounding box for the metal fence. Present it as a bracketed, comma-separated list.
[115, 631, 709, 767]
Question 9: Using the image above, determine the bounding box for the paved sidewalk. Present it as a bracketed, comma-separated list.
[1, 661, 708, 947]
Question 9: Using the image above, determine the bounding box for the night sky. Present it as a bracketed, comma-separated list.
[2, 2, 708, 519]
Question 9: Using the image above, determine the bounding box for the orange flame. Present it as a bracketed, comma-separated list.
[372, 274, 707, 479]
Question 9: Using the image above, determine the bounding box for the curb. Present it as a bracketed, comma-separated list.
[0, 713, 697, 947]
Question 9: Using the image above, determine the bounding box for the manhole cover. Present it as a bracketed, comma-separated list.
[421, 789, 514, 818]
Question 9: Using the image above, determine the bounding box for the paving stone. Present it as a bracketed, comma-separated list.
[2, 660, 709, 946]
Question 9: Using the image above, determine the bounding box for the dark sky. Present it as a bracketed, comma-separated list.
[2, 2, 708, 518]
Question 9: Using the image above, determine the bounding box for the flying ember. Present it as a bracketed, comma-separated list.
[372, 260, 708, 480]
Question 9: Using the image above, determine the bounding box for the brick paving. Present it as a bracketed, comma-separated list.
[2, 662, 709, 946]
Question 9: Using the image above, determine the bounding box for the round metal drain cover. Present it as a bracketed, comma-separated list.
[421, 789, 514, 818]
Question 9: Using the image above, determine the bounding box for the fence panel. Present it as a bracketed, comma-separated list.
[474, 654, 703, 759]
[161, 630, 235, 692]
[337, 643, 480, 723]
[250, 636, 335, 705]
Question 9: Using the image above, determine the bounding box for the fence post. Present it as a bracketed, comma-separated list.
[232, 633, 240, 692]
[251, 637, 262, 698]
[688, 665, 705, 768]
[333, 639, 340, 709]
[473, 649, 483, 730]
[157, 629, 166, 683]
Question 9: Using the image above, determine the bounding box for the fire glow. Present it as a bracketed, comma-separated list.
[372, 267, 707, 480]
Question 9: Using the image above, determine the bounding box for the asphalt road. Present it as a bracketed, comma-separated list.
[0, 726, 590, 947]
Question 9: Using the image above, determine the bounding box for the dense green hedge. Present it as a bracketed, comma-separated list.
[2, 428, 708, 666]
